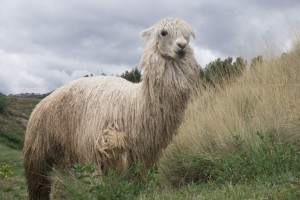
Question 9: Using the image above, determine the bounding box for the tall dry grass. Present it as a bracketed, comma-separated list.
[160, 42, 300, 185]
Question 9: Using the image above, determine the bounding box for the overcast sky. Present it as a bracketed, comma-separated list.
[0, 0, 300, 94]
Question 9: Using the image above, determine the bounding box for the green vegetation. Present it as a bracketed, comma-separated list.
[200, 57, 247, 87]
[120, 57, 247, 85]
[121, 67, 142, 83]
[0, 144, 28, 200]
[0, 97, 38, 199]
[0, 97, 40, 150]
[160, 132, 300, 186]
[51, 162, 160, 200]
[0, 93, 8, 113]
[0, 164, 14, 179]
[251, 55, 263, 68]
[139, 181, 300, 200]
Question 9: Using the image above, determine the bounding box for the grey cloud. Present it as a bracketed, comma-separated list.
[193, 0, 300, 58]
[248, 0, 300, 10]
[0, 0, 300, 94]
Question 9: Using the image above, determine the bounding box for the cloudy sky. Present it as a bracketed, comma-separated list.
[0, 0, 300, 94]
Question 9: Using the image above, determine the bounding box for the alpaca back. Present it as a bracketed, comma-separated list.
[24, 76, 139, 168]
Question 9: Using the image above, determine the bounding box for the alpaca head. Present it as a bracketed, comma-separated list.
[140, 18, 195, 60]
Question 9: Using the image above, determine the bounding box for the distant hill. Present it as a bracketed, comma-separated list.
[8, 92, 51, 99]
[0, 97, 40, 149]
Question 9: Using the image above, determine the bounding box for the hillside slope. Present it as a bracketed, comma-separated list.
[159, 42, 300, 186]
[0, 97, 39, 199]
[0, 97, 40, 149]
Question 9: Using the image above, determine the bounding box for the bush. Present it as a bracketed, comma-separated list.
[161, 132, 300, 186]
[53, 162, 160, 200]
[208, 132, 300, 184]
[0, 93, 8, 113]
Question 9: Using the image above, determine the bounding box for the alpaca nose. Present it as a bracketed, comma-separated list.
[176, 39, 187, 49]
[177, 43, 186, 49]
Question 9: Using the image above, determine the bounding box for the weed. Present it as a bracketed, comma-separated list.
[58, 162, 160, 200]
[0, 164, 14, 179]
[215, 132, 299, 183]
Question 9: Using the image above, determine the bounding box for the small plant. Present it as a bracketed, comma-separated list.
[163, 131, 300, 186]
[62, 162, 160, 200]
[212, 132, 299, 184]
[0, 164, 14, 179]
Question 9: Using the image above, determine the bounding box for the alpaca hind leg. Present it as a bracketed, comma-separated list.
[24, 159, 51, 200]
[51, 177, 65, 200]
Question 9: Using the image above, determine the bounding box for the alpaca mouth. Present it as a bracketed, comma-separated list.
[175, 50, 186, 57]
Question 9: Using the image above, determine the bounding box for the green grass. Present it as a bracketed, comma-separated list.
[139, 180, 300, 200]
[160, 132, 300, 187]
[142, 132, 300, 199]
[0, 97, 40, 150]
[0, 144, 27, 200]
[50, 162, 161, 200]
[55, 131, 300, 199]
[0, 97, 39, 199]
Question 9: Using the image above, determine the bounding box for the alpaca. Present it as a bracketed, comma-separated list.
[23, 18, 199, 200]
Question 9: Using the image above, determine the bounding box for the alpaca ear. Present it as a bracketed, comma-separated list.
[140, 26, 154, 42]
[191, 30, 196, 39]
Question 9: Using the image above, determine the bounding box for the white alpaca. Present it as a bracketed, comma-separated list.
[23, 18, 199, 200]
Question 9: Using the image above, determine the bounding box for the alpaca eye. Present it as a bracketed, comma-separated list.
[161, 30, 168, 36]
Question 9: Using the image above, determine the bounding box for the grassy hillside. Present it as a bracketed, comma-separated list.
[0, 97, 39, 199]
[0, 144, 28, 199]
[159, 43, 300, 185]
[0, 97, 40, 150]
[153, 44, 300, 198]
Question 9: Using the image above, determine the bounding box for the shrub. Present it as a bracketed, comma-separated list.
[0, 93, 8, 113]
[53, 162, 160, 200]
[161, 132, 300, 186]
[208, 132, 300, 183]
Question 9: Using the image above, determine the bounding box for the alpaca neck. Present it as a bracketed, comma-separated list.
[134, 51, 198, 168]
[140, 57, 193, 131]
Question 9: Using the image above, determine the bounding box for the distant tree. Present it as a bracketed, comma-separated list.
[201, 57, 247, 88]
[84, 73, 94, 78]
[120, 67, 142, 83]
[233, 57, 247, 76]
[251, 55, 263, 68]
